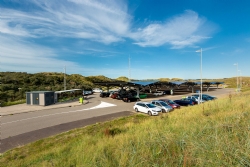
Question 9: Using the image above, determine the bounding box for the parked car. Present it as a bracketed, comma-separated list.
[153, 91, 164, 96]
[122, 96, 140, 102]
[110, 92, 119, 99]
[174, 99, 195, 106]
[83, 90, 93, 95]
[185, 96, 205, 103]
[162, 90, 170, 95]
[202, 94, 217, 100]
[109, 91, 118, 97]
[151, 100, 173, 113]
[158, 99, 181, 109]
[100, 92, 110, 98]
[92, 88, 103, 93]
[139, 93, 147, 99]
[193, 94, 217, 101]
[133, 102, 161, 116]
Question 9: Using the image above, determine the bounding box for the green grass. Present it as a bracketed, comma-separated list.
[1, 99, 26, 107]
[1, 92, 250, 166]
[58, 96, 82, 103]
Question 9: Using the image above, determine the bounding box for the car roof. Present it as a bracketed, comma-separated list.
[135, 102, 150, 104]
[151, 100, 165, 103]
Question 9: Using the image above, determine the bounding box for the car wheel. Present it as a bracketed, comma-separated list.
[148, 111, 152, 116]
[135, 108, 139, 112]
[162, 109, 166, 113]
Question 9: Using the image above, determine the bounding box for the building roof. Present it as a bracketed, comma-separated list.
[94, 81, 224, 87]
[26, 91, 54, 93]
[55, 89, 82, 94]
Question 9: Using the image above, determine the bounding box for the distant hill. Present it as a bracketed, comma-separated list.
[1, 72, 250, 103]
[0, 72, 113, 103]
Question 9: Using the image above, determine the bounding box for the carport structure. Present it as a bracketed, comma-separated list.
[94, 81, 224, 96]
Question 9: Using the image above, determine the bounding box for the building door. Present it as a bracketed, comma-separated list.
[32, 93, 39, 105]
[26, 93, 31, 104]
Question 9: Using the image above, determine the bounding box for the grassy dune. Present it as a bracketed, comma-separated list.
[1, 92, 250, 166]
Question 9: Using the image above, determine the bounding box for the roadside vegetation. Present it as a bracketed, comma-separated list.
[0, 72, 114, 105]
[0, 99, 26, 107]
[1, 91, 249, 166]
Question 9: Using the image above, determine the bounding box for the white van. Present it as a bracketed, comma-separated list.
[92, 88, 103, 93]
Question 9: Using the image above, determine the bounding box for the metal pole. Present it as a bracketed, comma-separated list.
[128, 55, 131, 82]
[64, 66, 66, 90]
[196, 48, 202, 104]
[200, 48, 202, 103]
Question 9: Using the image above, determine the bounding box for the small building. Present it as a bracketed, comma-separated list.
[26, 91, 55, 106]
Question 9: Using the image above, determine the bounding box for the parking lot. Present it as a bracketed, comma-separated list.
[0, 87, 234, 153]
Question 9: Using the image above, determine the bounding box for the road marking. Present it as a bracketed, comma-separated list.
[88, 101, 116, 109]
[2, 101, 116, 125]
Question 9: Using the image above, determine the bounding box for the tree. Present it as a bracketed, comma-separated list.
[116, 76, 129, 82]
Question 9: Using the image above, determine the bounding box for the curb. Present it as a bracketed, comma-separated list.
[0, 102, 88, 116]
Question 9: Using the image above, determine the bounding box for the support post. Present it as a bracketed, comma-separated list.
[136, 87, 140, 98]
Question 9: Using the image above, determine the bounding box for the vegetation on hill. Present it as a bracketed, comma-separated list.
[1, 72, 250, 105]
[116, 76, 129, 82]
[0, 91, 249, 166]
[0, 72, 113, 104]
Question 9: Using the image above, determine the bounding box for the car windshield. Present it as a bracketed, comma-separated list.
[167, 100, 175, 104]
[146, 103, 156, 108]
[160, 102, 168, 106]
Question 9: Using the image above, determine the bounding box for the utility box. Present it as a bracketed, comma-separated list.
[26, 91, 55, 106]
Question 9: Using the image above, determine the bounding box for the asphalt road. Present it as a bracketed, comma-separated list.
[0, 94, 136, 153]
[0, 88, 234, 153]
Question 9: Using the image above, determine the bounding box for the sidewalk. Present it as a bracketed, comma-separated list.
[0, 100, 87, 116]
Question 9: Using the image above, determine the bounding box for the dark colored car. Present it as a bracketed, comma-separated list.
[193, 94, 217, 101]
[111, 92, 119, 99]
[122, 95, 140, 102]
[173, 99, 195, 106]
[100, 92, 110, 98]
[159, 99, 181, 109]
[116, 89, 139, 102]
[162, 90, 170, 95]
[83, 90, 93, 95]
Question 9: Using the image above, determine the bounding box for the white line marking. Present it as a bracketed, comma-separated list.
[2, 101, 116, 125]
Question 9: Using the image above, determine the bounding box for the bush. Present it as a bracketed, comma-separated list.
[1, 99, 26, 107]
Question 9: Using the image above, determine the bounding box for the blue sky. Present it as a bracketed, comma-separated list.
[0, 0, 249, 80]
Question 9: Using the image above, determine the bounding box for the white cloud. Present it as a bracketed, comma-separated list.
[0, 35, 130, 76]
[0, 35, 78, 72]
[131, 10, 214, 48]
[0, 1, 217, 77]
[0, 0, 131, 43]
[0, 2, 215, 47]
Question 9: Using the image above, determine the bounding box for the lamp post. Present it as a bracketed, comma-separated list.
[233, 63, 238, 92]
[64, 66, 66, 90]
[128, 55, 131, 82]
[196, 48, 202, 104]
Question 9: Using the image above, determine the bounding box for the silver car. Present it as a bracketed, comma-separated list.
[151, 100, 173, 113]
